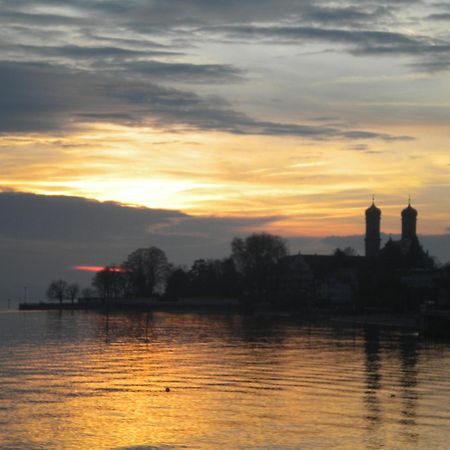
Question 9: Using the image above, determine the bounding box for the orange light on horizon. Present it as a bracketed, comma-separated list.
[72, 265, 124, 273]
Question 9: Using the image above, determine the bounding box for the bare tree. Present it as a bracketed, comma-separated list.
[122, 247, 169, 297]
[46, 279, 68, 305]
[231, 233, 288, 301]
[81, 287, 96, 301]
[92, 265, 125, 302]
[66, 283, 80, 304]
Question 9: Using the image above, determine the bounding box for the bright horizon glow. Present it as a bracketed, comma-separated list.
[1, 126, 448, 236]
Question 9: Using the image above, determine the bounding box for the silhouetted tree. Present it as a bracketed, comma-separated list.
[122, 247, 169, 297]
[440, 264, 450, 309]
[343, 246, 357, 256]
[217, 257, 240, 297]
[81, 287, 96, 301]
[188, 259, 215, 296]
[186, 258, 239, 298]
[164, 259, 240, 300]
[92, 266, 125, 302]
[47, 279, 68, 304]
[66, 283, 80, 304]
[165, 266, 189, 300]
[231, 233, 288, 301]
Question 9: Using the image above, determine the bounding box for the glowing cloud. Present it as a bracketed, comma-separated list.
[73, 266, 124, 273]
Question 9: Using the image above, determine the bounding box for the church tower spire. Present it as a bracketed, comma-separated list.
[365, 197, 381, 258]
[401, 198, 417, 242]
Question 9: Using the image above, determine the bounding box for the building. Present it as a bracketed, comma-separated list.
[365, 199, 381, 259]
[402, 200, 417, 241]
[304, 254, 363, 307]
[365, 198, 423, 260]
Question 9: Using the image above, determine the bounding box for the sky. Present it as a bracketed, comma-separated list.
[0, 0, 450, 299]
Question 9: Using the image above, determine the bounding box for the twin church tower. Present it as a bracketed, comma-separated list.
[365, 199, 418, 258]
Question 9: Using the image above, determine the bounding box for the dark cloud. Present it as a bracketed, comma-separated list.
[19, 44, 175, 60]
[299, 5, 391, 25]
[87, 34, 173, 50]
[193, 19, 450, 72]
[0, 190, 282, 244]
[68, 0, 421, 28]
[0, 9, 86, 27]
[0, 43, 181, 65]
[345, 144, 370, 152]
[0, 191, 280, 299]
[0, 61, 407, 140]
[202, 24, 450, 57]
[410, 59, 450, 72]
[427, 13, 450, 21]
[0, 0, 447, 131]
[122, 61, 244, 83]
[0, 191, 186, 242]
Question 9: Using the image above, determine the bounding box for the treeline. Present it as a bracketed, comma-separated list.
[47, 233, 289, 303]
[46, 280, 80, 304]
[91, 247, 170, 300]
[45, 231, 449, 311]
[165, 258, 240, 299]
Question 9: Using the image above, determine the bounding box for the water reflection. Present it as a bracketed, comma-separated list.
[363, 326, 384, 449]
[0, 311, 449, 449]
[398, 333, 419, 443]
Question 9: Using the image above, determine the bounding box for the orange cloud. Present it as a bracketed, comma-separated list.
[73, 266, 124, 273]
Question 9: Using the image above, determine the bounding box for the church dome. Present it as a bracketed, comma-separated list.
[402, 202, 417, 217]
[366, 201, 381, 217]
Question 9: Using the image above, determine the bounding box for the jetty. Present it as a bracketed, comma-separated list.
[19, 297, 240, 312]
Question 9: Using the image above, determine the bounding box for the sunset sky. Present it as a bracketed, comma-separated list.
[1, 0, 449, 235]
[1, 0, 450, 298]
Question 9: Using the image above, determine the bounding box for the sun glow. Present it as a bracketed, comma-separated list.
[1, 124, 450, 235]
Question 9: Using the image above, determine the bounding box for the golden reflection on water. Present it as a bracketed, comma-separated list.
[0, 311, 450, 449]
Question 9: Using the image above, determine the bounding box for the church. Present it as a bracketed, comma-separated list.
[365, 199, 431, 268]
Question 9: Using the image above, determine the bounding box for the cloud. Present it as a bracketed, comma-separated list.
[299, 5, 390, 25]
[0, 191, 186, 242]
[61, 0, 421, 29]
[427, 13, 450, 21]
[121, 61, 244, 83]
[345, 144, 371, 152]
[0, 9, 86, 27]
[201, 24, 450, 57]
[0, 61, 408, 140]
[0, 191, 282, 298]
[10, 44, 176, 60]
[409, 59, 450, 72]
[0, 0, 448, 145]
[0, 1, 440, 62]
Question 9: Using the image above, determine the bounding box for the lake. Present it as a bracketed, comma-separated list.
[0, 309, 449, 449]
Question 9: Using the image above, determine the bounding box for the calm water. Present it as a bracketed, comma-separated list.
[0, 310, 449, 449]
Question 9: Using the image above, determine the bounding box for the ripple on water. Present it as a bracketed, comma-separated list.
[0, 311, 449, 449]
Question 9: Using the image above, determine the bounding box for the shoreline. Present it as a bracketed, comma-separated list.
[17, 301, 450, 338]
